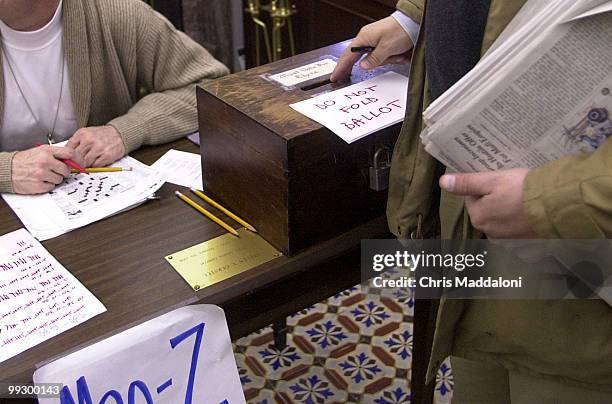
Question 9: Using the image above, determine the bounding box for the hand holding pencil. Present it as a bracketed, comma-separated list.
[11, 145, 85, 195]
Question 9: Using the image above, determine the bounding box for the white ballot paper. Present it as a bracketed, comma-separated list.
[151, 149, 203, 189]
[290, 71, 409, 143]
[35, 305, 245, 404]
[2, 149, 165, 241]
[0, 228, 106, 364]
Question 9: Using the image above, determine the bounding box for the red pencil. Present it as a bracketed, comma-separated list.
[36, 144, 88, 175]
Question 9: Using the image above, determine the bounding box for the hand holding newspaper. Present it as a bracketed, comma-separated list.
[421, 0, 612, 172]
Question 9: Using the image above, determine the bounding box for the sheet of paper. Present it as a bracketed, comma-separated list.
[2, 152, 164, 241]
[0, 228, 106, 364]
[269, 58, 337, 87]
[34, 305, 245, 404]
[151, 149, 203, 189]
[290, 71, 409, 143]
[187, 131, 200, 146]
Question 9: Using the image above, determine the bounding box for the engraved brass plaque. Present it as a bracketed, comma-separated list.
[165, 228, 282, 291]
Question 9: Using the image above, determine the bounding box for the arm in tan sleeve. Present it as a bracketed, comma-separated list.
[108, 5, 230, 153]
[523, 139, 612, 238]
[396, 0, 425, 24]
[0, 152, 17, 193]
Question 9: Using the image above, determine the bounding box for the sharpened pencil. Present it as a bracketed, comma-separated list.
[175, 190, 240, 237]
[190, 187, 258, 233]
[71, 167, 132, 173]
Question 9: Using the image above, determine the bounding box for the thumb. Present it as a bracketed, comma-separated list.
[49, 146, 77, 161]
[439, 173, 494, 197]
[360, 47, 389, 70]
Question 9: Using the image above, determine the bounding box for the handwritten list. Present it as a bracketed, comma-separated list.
[0, 228, 106, 364]
[290, 71, 409, 143]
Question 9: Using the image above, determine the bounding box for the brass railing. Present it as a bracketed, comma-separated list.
[246, 0, 297, 65]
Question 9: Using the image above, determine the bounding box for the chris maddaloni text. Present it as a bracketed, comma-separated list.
[371, 276, 523, 289]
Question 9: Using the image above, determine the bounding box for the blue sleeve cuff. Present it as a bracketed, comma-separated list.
[391, 10, 421, 46]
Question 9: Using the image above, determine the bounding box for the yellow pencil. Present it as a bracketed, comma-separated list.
[175, 191, 240, 237]
[190, 187, 257, 233]
[71, 167, 132, 173]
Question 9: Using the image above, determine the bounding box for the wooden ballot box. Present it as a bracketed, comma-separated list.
[197, 42, 408, 255]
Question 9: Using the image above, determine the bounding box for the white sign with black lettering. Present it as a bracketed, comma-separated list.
[290, 71, 409, 143]
[269, 58, 337, 87]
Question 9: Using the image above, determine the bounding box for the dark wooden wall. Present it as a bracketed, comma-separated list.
[147, 0, 183, 30]
[147, 0, 399, 70]
[243, 0, 397, 67]
[146, 0, 237, 71]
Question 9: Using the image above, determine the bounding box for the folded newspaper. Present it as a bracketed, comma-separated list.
[421, 0, 612, 172]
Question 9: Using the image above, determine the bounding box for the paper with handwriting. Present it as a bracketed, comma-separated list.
[290, 71, 409, 143]
[0, 228, 105, 364]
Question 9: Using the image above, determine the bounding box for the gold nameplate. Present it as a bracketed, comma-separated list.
[165, 228, 282, 291]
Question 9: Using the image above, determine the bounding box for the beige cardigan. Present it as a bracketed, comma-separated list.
[0, 0, 229, 192]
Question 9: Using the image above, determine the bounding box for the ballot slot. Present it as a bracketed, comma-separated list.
[299, 77, 332, 91]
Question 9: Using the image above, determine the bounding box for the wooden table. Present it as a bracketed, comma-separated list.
[0, 138, 391, 388]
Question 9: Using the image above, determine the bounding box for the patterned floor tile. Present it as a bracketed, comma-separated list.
[287, 302, 329, 327]
[235, 325, 274, 349]
[327, 285, 364, 307]
[275, 365, 349, 403]
[292, 313, 360, 357]
[371, 323, 413, 371]
[235, 282, 454, 404]
[337, 298, 403, 337]
[243, 337, 315, 383]
[361, 378, 412, 403]
[434, 357, 454, 404]
[325, 343, 396, 396]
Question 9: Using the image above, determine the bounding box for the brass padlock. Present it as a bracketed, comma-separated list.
[369, 147, 391, 191]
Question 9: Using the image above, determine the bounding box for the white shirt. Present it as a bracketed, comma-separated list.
[391, 11, 421, 47]
[0, 0, 77, 152]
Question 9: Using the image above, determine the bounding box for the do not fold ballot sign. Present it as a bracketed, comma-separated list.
[34, 305, 245, 404]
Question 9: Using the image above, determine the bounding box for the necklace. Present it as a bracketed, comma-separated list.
[0, 42, 65, 145]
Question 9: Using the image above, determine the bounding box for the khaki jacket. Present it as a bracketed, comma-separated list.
[393, 0, 612, 389]
[0, 0, 229, 193]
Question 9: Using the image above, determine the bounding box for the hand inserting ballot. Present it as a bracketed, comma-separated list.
[330, 16, 414, 82]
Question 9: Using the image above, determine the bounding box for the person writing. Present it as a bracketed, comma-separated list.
[0, 0, 228, 194]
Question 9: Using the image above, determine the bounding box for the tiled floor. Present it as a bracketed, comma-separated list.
[233, 285, 454, 403]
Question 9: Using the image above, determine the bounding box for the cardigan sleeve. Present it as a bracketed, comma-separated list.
[0, 152, 16, 193]
[108, 4, 229, 153]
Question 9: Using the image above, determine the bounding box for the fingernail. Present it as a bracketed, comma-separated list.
[360, 60, 372, 69]
[440, 175, 455, 192]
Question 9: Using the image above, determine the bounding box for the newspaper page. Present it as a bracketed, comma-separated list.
[423, 3, 612, 172]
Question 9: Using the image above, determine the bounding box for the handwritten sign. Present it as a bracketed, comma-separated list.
[290, 71, 409, 143]
[0, 228, 105, 364]
[165, 228, 281, 291]
[269, 58, 337, 87]
[34, 305, 245, 404]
